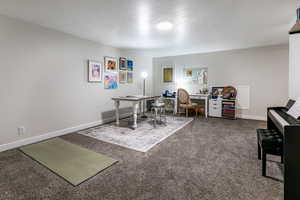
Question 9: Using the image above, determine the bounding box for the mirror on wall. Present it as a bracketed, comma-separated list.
[182, 67, 208, 92]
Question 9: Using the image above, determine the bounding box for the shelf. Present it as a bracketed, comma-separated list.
[222, 99, 236, 119]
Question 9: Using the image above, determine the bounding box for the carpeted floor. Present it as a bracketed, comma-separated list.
[0, 118, 283, 200]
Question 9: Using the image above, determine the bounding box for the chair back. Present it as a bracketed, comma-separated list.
[153, 97, 165, 107]
[177, 88, 191, 105]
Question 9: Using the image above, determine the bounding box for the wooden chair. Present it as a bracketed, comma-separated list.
[177, 88, 197, 117]
[195, 106, 205, 117]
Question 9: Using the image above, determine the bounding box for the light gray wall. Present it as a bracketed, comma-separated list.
[153, 45, 289, 119]
[0, 15, 151, 145]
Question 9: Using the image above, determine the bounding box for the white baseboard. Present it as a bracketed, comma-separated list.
[237, 114, 267, 121]
[0, 112, 132, 152]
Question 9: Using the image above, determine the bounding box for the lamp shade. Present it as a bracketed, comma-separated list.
[141, 72, 148, 79]
[290, 7, 300, 34]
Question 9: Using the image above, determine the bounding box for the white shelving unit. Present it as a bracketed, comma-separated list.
[209, 99, 222, 117]
[209, 98, 237, 119]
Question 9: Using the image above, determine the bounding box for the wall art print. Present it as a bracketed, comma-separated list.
[104, 73, 118, 89]
[88, 60, 102, 82]
[119, 57, 127, 71]
[119, 71, 127, 84]
[104, 56, 118, 73]
[127, 71, 133, 83]
[127, 60, 133, 71]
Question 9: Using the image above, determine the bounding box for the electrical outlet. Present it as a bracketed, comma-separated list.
[17, 126, 25, 136]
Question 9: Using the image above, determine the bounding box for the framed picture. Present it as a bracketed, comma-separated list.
[162, 66, 174, 83]
[88, 60, 102, 82]
[119, 71, 127, 84]
[127, 71, 133, 83]
[127, 60, 133, 71]
[119, 57, 127, 71]
[104, 73, 118, 89]
[185, 70, 193, 77]
[104, 56, 117, 73]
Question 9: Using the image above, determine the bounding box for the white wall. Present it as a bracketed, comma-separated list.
[289, 33, 300, 99]
[153, 45, 289, 119]
[0, 15, 152, 148]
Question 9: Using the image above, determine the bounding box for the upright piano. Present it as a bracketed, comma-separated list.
[267, 99, 300, 200]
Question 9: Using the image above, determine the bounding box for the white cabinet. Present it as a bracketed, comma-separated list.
[289, 33, 300, 99]
[209, 99, 222, 117]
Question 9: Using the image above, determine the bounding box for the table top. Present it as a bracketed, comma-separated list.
[161, 94, 209, 100]
[190, 93, 209, 96]
[190, 94, 209, 99]
[112, 95, 160, 101]
[161, 96, 176, 99]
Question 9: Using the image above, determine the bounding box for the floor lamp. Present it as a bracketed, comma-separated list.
[141, 72, 148, 118]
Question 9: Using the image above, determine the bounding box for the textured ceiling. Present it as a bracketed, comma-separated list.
[0, 0, 298, 55]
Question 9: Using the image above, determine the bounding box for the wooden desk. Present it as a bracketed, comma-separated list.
[112, 95, 160, 129]
[162, 94, 209, 118]
[190, 94, 209, 118]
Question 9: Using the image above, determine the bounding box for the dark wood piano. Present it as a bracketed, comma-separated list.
[267, 99, 300, 200]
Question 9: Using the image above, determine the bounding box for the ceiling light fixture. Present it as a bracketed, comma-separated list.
[156, 21, 173, 31]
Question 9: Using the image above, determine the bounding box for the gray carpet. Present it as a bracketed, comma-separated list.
[0, 118, 283, 200]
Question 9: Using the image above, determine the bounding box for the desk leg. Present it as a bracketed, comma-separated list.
[139, 101, 142, 115]
[174, 98, 177, 115]
[132, 102, 139, 129]
[115, 100, 120, 126]
[205, 98, 208, 118]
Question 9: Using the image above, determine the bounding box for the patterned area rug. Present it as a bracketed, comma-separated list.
[78, 116, 193, 152]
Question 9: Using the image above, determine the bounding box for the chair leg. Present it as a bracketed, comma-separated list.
[186, 108, 188, 117]
[262, 150, 266, 176]
[153, 108, 158, 128]
[159, 108, 162, 123]
[281, 154, 284, 164]
[258, 142, 261, 160]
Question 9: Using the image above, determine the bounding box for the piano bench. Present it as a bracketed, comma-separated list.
[257, 129, 283, 176]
